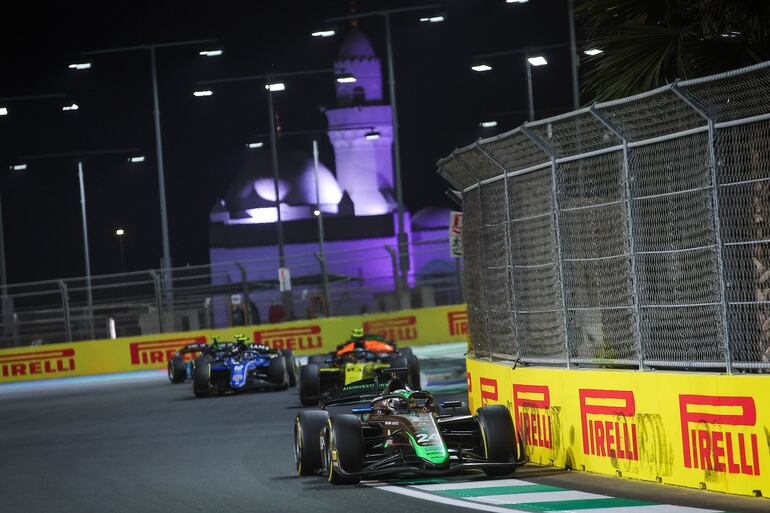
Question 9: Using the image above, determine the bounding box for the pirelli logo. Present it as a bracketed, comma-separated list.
[363, 316, 418, 341]
[0, 348, 76, 377]
[480, 377, 498, 406]
[447, 310, 468, 336]
[513, 384, 552, 449]
[580, 389, 638, 461]
[253, 325, 322, 350]
[129, 337, 207, 365]
[679, 394, 760, 476]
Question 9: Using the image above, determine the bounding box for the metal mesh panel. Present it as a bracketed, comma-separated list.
[680, 64, 770, 123]
[528, 111, 622, 158]
[480, 131, 548, 173]
[597, 89, 705, 142]
[436, 60, 770, 371]
[455, 146, 504, 181]
[716, 119, 770, 364]
[508, 168, 565, 359]
[630, 133, 724, 363]
[557, 152, 637, 360]
[480, 180, 515, 356]
[461, 188, 488, 354]
[438, 155, 477, 189]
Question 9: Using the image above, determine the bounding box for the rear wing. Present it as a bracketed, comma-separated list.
[321, 366, 410, 408]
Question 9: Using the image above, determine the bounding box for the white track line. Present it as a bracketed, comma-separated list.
[413, 478, 535, 491]
[469, 490, 606, 505]
[576, 506, 722, 513]
[374, 485, 531, 513]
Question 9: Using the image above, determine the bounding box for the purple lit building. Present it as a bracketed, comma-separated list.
[208, 29, 455, 323]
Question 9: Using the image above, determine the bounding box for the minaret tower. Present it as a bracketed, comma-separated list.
[325, 28, 395, 216]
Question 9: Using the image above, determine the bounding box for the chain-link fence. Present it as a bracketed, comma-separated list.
[0, 237, 463, 348]
[437, 60, 770, 373]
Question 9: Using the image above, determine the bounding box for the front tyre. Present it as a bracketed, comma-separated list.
[299, 364, 321, 406]
[323, 414, 363, 485]
[476, 404, 516, 477]
[294, 410, 329, 476]
[282, 349, 296, 387]
[168, 356, 186, 384]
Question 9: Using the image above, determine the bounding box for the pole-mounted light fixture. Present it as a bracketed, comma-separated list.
[0, 107, 7, 116]
[335, 73, 357, 84]
[364, 130, 381, 140]
[9, 163, 27, 171]
[199, 48, 223, 57]
[128, 156, 145, 163]
[480, 120, 498, 128]
[193, 90, 213, 97]
[68, 61, 92, 70]
[584, 48, 604, 56]
[311, 29, 336, 38]
[471, 63, 493, 72]
[247, 142, 264, 149]
[528, 56, 548, 66]
[264, 82, 286, 92]
[62, 102, 79, 111]
[115, 228, 125, 236]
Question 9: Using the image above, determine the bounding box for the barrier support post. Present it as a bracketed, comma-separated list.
[149, 270, 164, 333]
[57, 280, 72, 343]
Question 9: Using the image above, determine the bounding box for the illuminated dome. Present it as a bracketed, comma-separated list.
[338, 28, 376, 60]
[223, 144, 342, 218]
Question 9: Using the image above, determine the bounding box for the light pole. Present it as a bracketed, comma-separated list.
[116, 228, 126, 273]
[196, 68, 354, 317]
[16, 149, 144, 340]
[72, 38, 221, 314]
[318, 3, 444, 298]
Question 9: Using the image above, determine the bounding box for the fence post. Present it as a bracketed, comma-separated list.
[672, 84, 733, 374]
[313, 252, 332, 317]
[235, 262, 251, 325]
[475, 142, 520, 357]
[149, 270, 164, 333]
[590, 106, 645, 370]
[57, 280, 72, 343]
[521, 125, 571, 368]
[384, 245, 403, 309]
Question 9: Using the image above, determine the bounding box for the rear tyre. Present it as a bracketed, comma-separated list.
[192, 358, 211, 398]
[406, 354, 421, 390]
[476, 404, 516, 477]
[323, 414, 363, 485]
[294, 410, 329, 476]
[299, 364, 321, 406]
[282, 349, 296, 387]
[398, 347, 413, 359]
[269, 355, 289, 389]
[168, 356, 186, 384]
[308, 354, 327, 366]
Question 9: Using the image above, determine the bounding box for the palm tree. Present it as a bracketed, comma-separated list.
[576, 0, 770, 101]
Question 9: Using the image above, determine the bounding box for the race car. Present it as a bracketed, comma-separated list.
[167, 342, 209, 384]
[191, 340, 293, 397]
[293, 368, 525, 484]
[298, 329, 419, 406]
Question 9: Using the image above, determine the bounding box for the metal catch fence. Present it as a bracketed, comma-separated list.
[0, 237, 462, 348]
[437, 60, 770, 373]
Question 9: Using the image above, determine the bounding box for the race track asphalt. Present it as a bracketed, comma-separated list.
[0, 373, 467, 513]
[1, 372, 767, 513]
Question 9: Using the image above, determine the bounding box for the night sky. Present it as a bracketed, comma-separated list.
[0, 0, 577, 284]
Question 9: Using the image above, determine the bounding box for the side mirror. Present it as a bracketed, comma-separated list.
[351, 406, 373, 414]
[440, 400, 462, 409]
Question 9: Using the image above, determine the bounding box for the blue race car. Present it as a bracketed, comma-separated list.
[167, 342, 210, 384]
[192, 342, 293, 398]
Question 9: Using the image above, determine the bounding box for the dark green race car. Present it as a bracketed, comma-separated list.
[293, 369, 526, 484]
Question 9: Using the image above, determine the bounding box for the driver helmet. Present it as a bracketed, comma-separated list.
[351, 328, 364, 340]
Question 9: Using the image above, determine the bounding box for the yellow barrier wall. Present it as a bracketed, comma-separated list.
[0, 305, 468, 384]
[466, 357, 769, 498]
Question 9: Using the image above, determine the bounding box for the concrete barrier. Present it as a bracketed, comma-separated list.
[466, 357, 769, 498]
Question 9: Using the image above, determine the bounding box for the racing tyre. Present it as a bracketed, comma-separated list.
[299, 364, 321, 406]
[323, 414, 363, 485]
[269, 355, 289, 389]
[192, 357, 211, 398]
[294, 410, 329, 475]
[308, 354, 327, 366]
[406, 354, 421, 390]
[282, 349, 296, 387]
[398, 347, 413, 359]
[168, 356, 186, 384]
[476, 404, 516, 476]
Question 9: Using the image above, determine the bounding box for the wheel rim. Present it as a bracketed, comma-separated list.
[167, 364, 173, 381]
[293, 419, 302, 473]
